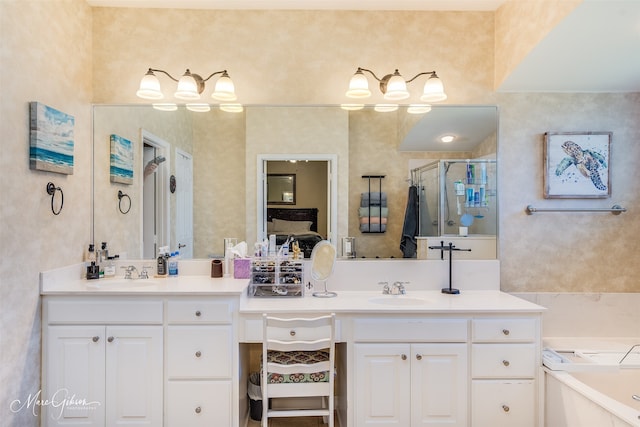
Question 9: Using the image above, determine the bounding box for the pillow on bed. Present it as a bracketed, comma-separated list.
[272, 218, 313, 233]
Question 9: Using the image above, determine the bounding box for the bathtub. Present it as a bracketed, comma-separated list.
[545, 368, 640, 427]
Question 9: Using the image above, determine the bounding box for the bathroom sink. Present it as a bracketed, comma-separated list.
[85, 279, 160, 288]
[368, 296, 427, 306]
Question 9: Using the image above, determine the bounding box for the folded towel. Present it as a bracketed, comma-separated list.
[358, 207, 388, 218]
[360, 223, 386, 233]
[361, 192, 387, 207]
[359, 216, 387, 225]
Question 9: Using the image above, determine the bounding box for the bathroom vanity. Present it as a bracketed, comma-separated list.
[40, 260, 544, 427]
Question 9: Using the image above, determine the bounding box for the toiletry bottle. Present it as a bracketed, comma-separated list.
[168, 252, 178, 276]
[157, 249, 167, 276]
[480, 163, 487, 185]
[104, 255, 117, 278]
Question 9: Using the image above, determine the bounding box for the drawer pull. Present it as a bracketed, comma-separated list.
[195, 351, 202, 358]
[107, 336, 114, 343]
[502, 360, 510, 367]
[92, 336, 100, 343]
[290, 330, 296, 337]
[195, 406, 202, 414]
[416, 354, 422, 360]
[195, 310, 202, 317]
[502, 329, 510, 336]
[401, 354, 407, 361]
[502, 404, 510, 412]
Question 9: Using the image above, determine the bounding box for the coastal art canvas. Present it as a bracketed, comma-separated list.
[544, 132, 611, 199]
[29, 102, 74, 174]
[110, 134, 134, 185]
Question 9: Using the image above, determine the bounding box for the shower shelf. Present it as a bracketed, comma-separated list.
[360, 175, 386, 234]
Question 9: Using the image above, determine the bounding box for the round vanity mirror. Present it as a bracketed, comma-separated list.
[310, 240, 337, 298]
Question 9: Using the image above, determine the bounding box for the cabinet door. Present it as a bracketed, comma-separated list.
[43, 326, 105, 427]
[411, 344, 468, 427]
[105, 326, 163, 427]
[355, 344, 411, 427]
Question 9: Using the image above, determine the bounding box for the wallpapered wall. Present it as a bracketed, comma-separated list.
[2, 2, 639, 426]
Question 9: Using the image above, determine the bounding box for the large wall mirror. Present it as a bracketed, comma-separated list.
[92, 104, 497, 260]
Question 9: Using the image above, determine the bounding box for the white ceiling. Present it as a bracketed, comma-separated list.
[87, 0, 640, 93]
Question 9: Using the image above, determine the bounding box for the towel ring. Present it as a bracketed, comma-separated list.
[46, 182, 63, 215]
[118, 190, 131, 214]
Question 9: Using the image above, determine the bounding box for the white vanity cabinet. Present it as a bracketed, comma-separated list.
[41, 298, 163, 427]
[164, 298, 235, 427]
[352, 318, 469, 427]
[470, 317, 539, 427]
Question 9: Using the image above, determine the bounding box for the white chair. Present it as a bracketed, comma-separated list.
[261, 313, 336, 427]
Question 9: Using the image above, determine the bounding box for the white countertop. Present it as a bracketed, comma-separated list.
[239, 290, 545, 314]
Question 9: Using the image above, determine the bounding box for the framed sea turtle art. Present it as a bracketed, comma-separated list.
[544, 131, 611, 199]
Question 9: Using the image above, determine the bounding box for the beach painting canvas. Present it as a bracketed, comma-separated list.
[29, 102, 74, 174]
[110, 134, 134, 184]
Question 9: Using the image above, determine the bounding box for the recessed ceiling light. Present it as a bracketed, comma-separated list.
[441, 135, 455, 143]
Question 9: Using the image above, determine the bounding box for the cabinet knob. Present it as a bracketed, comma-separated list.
[290, 330, 296, 337]
[107, 336, 114, 343]
[416, 354, 422, 360]
[195, 406, 202, 414]
[195, 310, 202, 317]
[401, 354, 407, 360]
[502, 404, 510, 413]
[502, 359, 510, 367]
[502, 329, 510, 336]
[92, 336, 100, 342]
[195, 351, 202, 358]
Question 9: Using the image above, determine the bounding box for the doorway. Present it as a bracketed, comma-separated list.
[142, 130, 170, 259]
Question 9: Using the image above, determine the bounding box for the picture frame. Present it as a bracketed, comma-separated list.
[110, 134, 134, 185]
[29, 102, 74, 175]
[544, 131, 611, 199]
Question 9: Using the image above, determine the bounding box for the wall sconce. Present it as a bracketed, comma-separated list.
[136, 68, 237, 102]
[346, 67, 447, 102]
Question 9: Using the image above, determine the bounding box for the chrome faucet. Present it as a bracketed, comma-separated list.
[380, 281, 408, 295]
[619, 343, 640, 364]
[122, 265, 138, 279]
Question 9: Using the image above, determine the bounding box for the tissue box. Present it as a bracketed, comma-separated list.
[234, 258, 251, 279]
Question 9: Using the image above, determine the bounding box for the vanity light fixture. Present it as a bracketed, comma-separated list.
[407, 104, 432, 114]
[346, 68, 447, 102]
[136, 68, 237, 102]
[374, 104, 398, 113]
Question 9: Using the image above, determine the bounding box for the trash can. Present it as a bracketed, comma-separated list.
[248, 372, 262, 421]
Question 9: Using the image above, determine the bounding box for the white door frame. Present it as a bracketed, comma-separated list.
[141, 129, 170, 259]
[256, 154, 338, 245]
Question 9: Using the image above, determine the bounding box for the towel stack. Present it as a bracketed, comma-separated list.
[359, 192, 387, 233]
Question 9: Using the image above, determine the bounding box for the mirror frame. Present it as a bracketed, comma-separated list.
[266, 173, 296, 205]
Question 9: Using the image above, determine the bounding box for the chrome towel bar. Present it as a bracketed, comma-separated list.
[526, 204, 626, 215]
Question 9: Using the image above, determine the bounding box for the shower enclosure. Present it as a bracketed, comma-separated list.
[411, 159, 497, 237]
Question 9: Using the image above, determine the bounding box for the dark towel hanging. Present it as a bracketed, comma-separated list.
[400, 185, 419, 258]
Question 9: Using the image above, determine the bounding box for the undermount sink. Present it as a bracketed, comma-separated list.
[86, 279, 159, 288]
[368, 296, 428, 306]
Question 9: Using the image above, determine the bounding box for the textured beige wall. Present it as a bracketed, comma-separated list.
[494, 0, 581, 89]
[0, 0, 93, 424]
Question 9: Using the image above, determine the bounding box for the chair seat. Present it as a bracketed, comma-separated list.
[266, 349, 330, 383]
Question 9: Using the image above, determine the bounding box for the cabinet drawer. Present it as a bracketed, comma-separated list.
[472, 343, 536, 378]
[166, 380, 232, 427]
[353, 318, 468, 342]
[46, 298, 163, 324]
[167, 299, 232, 324]
[472, 318, 536, 342]
[471, 380, 536, 427]
[167, 326, 232, 379]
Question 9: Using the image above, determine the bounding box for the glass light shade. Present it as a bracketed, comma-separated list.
[136, 73, 163, 100]
[152, 103, 178, 111]
[374, 104, 398, 113]
[384, 74, 409, 100]
[219, 104, 244, 113]
[407, 104, 432, 114]
[421, 75, 447, 102]
[346, 72, 371, 98]
[211, 75, 237, 101]
[340, 103, 365, 111]
[186, 103, 211, 112]
[175, 73, 200, 100]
